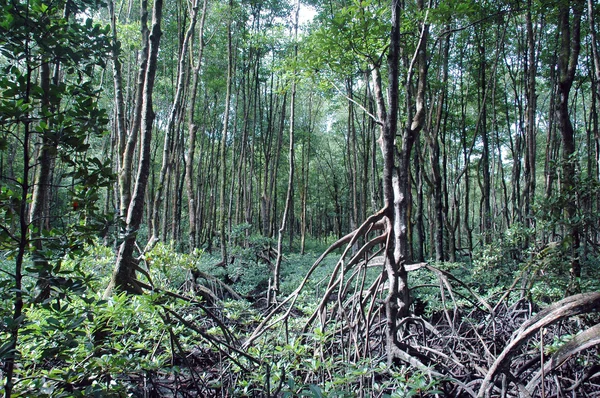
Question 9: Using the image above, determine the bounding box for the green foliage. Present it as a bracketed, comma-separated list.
[236, 327, 445, 397]
[145, 242, 201, 289]
[12, 292, 173, 396]
[303, 0, 390, 78]
[0, 1, 114, 392]
[537, 170, 600, 239]
[0, 244, 228, 396]
[471, 223, 534, 290]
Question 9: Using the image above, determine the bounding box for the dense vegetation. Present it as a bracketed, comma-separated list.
[1, 0, 600, 396]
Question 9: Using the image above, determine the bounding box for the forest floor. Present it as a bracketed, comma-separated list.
[2, 241, 600, 397]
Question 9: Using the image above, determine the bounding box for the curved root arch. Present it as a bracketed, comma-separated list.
[244, 214, 600, 397]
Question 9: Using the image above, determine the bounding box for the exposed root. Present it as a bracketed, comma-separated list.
[244, 208, 600, 397]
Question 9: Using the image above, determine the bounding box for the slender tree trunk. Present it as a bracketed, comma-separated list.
[414, 142, 425, 262]
[105, 0, 164, 297]
[273, 0, 299, 300]
[556, 0, 584, 286]
[478, 38, 492, 244]
[346, 78, 359, 253]
[588, 0, 600, 223]
[428, 32, 450, 262]
[29, 61, 53, 297]
[219, 5, 233, 264]
[300, 95, 313, 255]
[119, 0, 149, 220]
[545, 52, 559, 203]
[184, 0, 208, 252]
[524, 0, 537, 232]
[148, 0, 199, 249]
[4, 58, 33, 398]
[109, 0, 127, 175]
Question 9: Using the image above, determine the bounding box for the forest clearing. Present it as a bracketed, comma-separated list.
[1, 0, 600, 396]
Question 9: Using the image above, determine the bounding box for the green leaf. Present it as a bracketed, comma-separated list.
[308, 384, 323, 397]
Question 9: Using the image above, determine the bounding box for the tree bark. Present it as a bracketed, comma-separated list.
[219, 4, 234, 263]
[373, 0, 428, 365]
[273, 0, 299, 300]
[524, 0, 537, 231]
[556, 0, 584, 286]
[184, 0, 208, 252]
[105, 0, 164, 297]
[118, 0, 150, 220]
[148, 0, 200, 249]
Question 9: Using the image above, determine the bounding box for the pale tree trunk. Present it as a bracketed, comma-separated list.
[273, 0, 299, 301]
[118, 0, 149, 220]
[29, 61, 53, 296]
[184, 0, 208, 252]
[371, 0, 428, 365]
[105, 0, 164, 297]
[109, 0, 127, 172]
[148, 0, 200, 249]
[219, 3, 233, 264]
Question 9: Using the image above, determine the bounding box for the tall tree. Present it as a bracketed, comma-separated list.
[218, 0, 234, 265]
[273, 0, 300, 301]
[148, 0, 202, 249]
[373, 0, 428, 364]
[105, 0, 164, 296]
[184, 0, 209, 252]
[556, 0, 584, 286]
[0, 0, 110, 392]
[523, 0, 538, 231]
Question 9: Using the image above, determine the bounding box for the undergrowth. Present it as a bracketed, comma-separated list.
[1, 236, 599, 397]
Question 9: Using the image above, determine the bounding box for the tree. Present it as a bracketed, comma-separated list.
[185, 0, 209, 252]
[218, 0, 234, 266]
[0, 0, 110, 393]
[556, 0, 584, 287]
[105, 0, 164, 296]
[273, 0, 300, 301]
[148, 0, 203, 249]
[245, 0, 430, 366]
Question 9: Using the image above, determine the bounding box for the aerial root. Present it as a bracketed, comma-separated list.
[241, 207, 600, 396]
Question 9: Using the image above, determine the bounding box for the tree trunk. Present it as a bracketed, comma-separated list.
[556, 0, 584, 286]
[148, 0, 199, 249]
[427, 32, 450, 262]
[478, 38, 492, 244]
[372, 0, 428, 365]
[524, 0, 537, 232]
[30, 5, 67, 301]
[105, 0, 164, 297]
[184, 0, 208, 252]
[273, 0, 299, 300]
[300, 94, 314, 255]
[118, 0, 150, 220]
[219, 4, 233, 263]
[588, 0, 600, 230]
